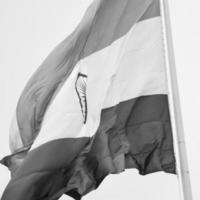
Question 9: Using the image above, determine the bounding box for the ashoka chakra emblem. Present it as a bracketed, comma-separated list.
[75, 73, 88, 124]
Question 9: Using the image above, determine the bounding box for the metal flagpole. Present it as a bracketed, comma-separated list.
[160, 0, 193, 200]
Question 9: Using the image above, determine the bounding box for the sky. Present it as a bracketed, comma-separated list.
[0, 0, 200, 199]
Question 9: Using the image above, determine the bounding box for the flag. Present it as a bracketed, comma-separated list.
[1, 0, 176, 199]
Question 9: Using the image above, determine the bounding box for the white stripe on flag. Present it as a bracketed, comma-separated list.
[31, 16, 168, 150]
[9, 113, 23, 153]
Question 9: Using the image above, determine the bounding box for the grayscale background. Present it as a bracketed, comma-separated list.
[0, 0, 199, 199]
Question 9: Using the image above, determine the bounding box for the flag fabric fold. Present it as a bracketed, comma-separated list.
[1, 0, 176, 199]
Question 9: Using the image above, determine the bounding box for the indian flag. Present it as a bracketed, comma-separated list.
[1, 0, 176, 199]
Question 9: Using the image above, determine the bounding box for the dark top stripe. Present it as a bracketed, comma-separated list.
[81, 0, 160, 58]
[15, 0, 160, 154]
[2, 94, 176, 200]
[140, 0, 160, 21]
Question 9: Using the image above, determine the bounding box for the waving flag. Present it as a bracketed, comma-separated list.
[1, 0, 176, 199]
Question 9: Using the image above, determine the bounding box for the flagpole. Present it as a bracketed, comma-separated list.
[160, 0, 193, 200]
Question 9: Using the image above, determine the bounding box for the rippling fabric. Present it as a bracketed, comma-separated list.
[1, 0, 176, 200]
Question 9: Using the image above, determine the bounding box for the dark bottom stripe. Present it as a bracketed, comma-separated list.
[1, 94, 176, 200]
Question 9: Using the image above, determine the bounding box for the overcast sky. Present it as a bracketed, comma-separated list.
[0, 0, 199, 199]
